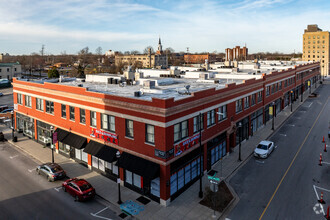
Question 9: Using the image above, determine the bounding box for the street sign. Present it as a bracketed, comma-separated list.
[208, 176, 220, 182]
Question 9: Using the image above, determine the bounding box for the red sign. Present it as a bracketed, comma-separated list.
[53, 132, 58, 143]
[90, 127, 118, 145]
[174, 133, 200, 157]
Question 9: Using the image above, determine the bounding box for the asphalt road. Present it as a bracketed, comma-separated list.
[0, 87, 14, 107]
[228, 83, 330, 220]
[0, 141, 121, 220]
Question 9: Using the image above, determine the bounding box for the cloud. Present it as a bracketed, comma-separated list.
[1, 0, 330, 54]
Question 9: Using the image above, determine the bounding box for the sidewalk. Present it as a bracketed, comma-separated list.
[0, 82, 323, 220]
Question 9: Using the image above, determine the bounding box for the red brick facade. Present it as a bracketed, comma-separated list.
[12, 62, 320, 205]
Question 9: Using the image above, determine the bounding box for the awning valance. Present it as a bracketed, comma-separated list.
[84, 140, 117, 163]
[61, 132, 87, 149]
[118, 152, 160, 180]
[54, 128, 70, 142]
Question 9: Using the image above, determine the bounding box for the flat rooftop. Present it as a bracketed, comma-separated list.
[17, 60, 312, 101]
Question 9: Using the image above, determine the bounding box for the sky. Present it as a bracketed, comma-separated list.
[1, 0, 330, 55]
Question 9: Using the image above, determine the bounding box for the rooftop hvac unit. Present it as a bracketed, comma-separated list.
[77, 84, 83, 87]
[108, 78, 113, 84]
[134, 91, 141, 97]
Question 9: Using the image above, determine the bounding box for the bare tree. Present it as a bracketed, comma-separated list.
[95, 46, 102, 55]
[131, 50, 140, 55]
[143, 46, 154, 54]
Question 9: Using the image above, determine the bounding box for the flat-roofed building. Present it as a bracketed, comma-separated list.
[302, 24, 330, 77]
[12, 61, 320, 206]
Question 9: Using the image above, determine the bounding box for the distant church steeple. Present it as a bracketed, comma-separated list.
[158, 36, 163, 52]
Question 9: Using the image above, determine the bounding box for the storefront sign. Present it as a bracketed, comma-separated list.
[90, 127, 118, 145]
[155, 148, 174, 159]
[174, 133, 200, 157]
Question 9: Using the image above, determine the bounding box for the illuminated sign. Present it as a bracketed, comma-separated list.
[174, 133, 200, 157]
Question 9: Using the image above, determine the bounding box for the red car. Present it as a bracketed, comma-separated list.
[62, 178, 96, 202]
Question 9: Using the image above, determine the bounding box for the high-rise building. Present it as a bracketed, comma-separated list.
[302, 24, 330, 77]
[225, 46, 248, 61]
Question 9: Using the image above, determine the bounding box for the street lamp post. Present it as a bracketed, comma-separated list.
[50, 126, 54, 163]
[301, 72, 303, 102]
[290, 90, 293, 112]
[238, 122, 242, 162]
[11, 111, 15, 141]
[116, 151, 122, 204]
[271, 102, 275, 131]
[198, 112, 203, 198]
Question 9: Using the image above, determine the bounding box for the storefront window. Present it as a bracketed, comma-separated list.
[170, 157, 202, 197]
[59, 142, 70, 154]
[37, 121, 51, 144]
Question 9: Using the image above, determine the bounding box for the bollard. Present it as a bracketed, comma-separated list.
[325, 143, 328, 153]
[319, 192, 325, 204]
[326, 206, 330, 220]
[319, 153, 323, 166]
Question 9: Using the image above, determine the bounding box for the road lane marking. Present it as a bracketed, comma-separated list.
[321, 161, 330, 165]
[28, 169, 35, 173]
[287, 124, 295, 127]
[54, 187, 62, 192]
[259, 96, 329, 220]
[90, 207, 113, 220]
[313, 185, 326, 215]
[307, 103, 313, 108]
[9, 155, 18, 159]
[255, 160, 264, 164]
[279, 134, 287, 137]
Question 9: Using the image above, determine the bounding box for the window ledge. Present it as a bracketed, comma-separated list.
[145, 142, 155, 147]
[125, 136, 134, 140]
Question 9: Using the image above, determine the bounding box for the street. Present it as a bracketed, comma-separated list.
[0, 140, 120, 220]
[228, 83, 330, 219]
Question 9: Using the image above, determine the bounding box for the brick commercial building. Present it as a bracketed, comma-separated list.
[225, 46, 248, 61]
[12, 62, 320, 206]
[184, 54, 216, 64]
[302, 24, 330, 78]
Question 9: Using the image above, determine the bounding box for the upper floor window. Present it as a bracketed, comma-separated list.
[17, 93, 22, 105]
[145, 124, 155, 144]
[36, 98, 44, 111]
[266, 86, 270, 96]
[90, 111, 97, 127]
[25, 95, 31, 107]
[69, 106, 75, 121]
[174, 120, 188, 143]
[80, 109, 86, 124]
[125, 119, 134, 138]
[235, 99, 243, 113]
[61, 104, 66, 118]
[251, 94, 256, 106]
[101, 114, 115, 132]
[257, 91, 263, 103]
[279, 82, 282, 90]
[193, 114, 204, 133]
[207, 110, 215, 127]
[244, 97, 249, 109]
[45, 100, 54, 114]
[218, 105, 227, 121]
[271, 85, 275, 94]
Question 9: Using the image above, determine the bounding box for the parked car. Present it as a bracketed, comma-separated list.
[0, 92, 3, 96]
[1, 108, 13, 113]
[62, 178, 96, 202]
[254, 140, 275, 159]
[36, 163, 66, 181]
[0, 105, 8, 112]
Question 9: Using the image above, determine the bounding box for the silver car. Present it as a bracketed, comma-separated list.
[36, 163, 66, 182]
